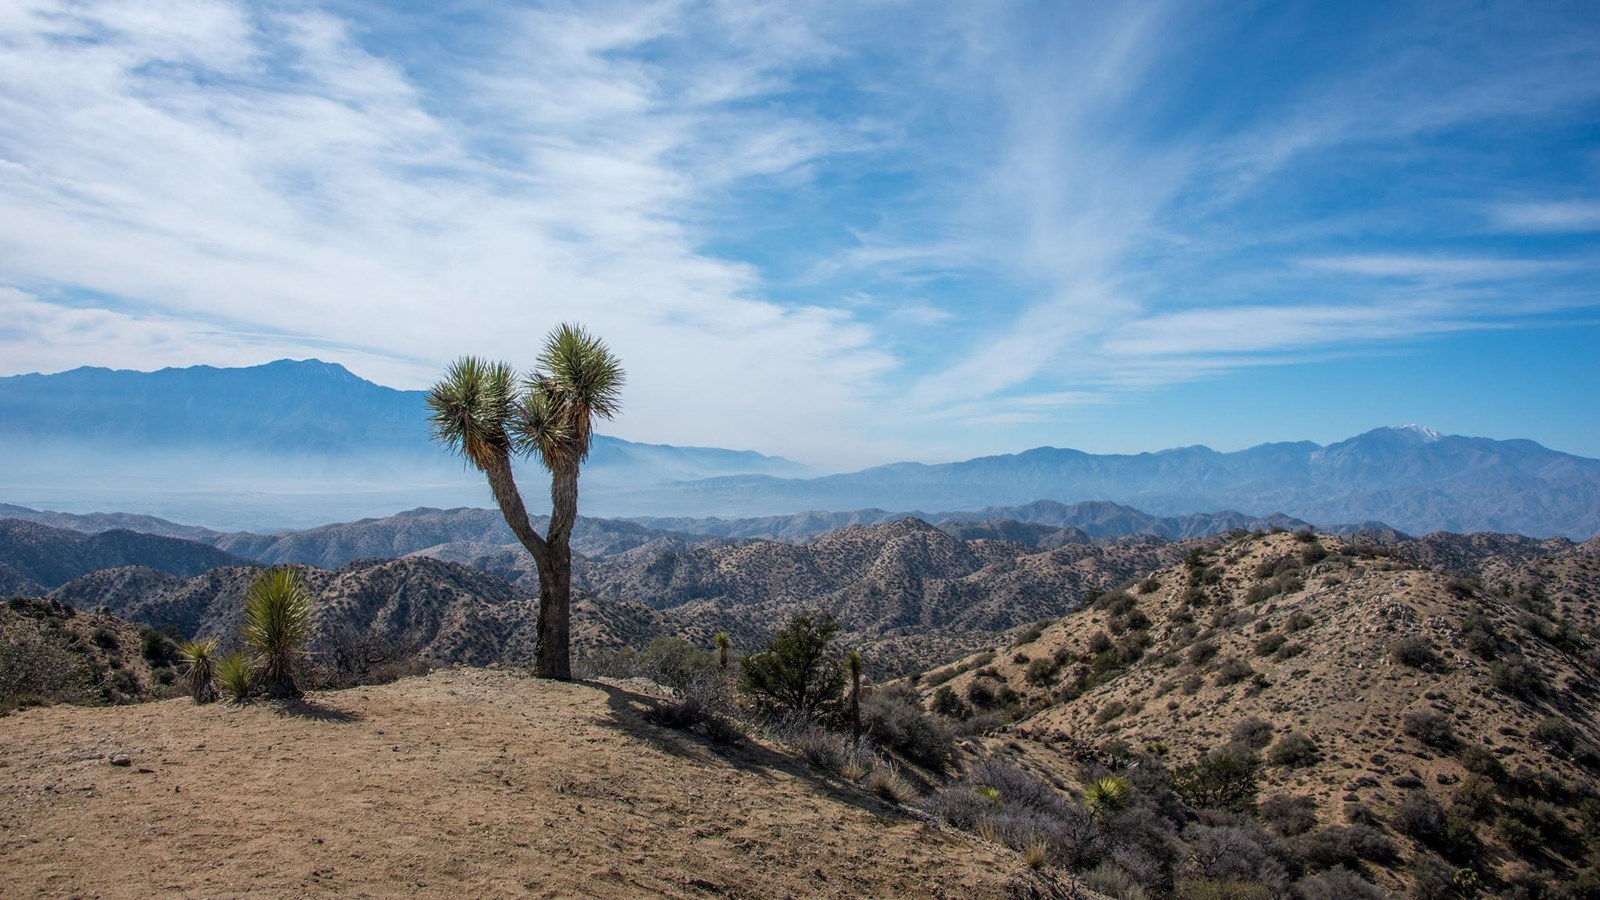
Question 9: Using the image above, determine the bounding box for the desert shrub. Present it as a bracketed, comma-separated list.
[1531, 716, 1580, 754]
[1496, 812, 1540, 853]
[1299, 542, 1328, 565]
[105, 669, 137, 697]
[0, 624, 93, 710]
[1253, 634, 1286, 657]
[1088, 630, 1115, 655]
[634, 636, 720, 689]
[1274, 641, 1305, 660]
[311, 625, 431, 689]
[1344, 801, 1382, 827]
[242, 567, 314, 700]
[1083, 861, 1149, 900]
[1213, 656, 1254, 687]
[1394, 790, 1447, 843]
[1286, 612, 1315, 632]
[1257, 794, 1317, 837]
[861, 684, 955, 770]
[1025, 657, 1059, 687]
[1266, 731, 1319, 767]
[965, 680, 997, 710]
[1501, 797, 1574, 850]
[931, 685, 969, 719]
[923, 757, 1110, 867]
[1096, 700, 1128, 724]
[1403, 709, 1457, 749]
[216, 652, 254, 702]
[1181, 824, 1292, 896]
[1177, 880, 1271, 900]
[1391, 636, 1443, 671]
[1112, 608, 1152, 634]
[1012, 620, 1050, 647]
[139, 626, 180, 666]
[1173, 745, 1260, 812]
[770, 717, 860, 772]
[739, 611, 845, 717]
[1457, 747, 1507, 783]
[1293, 866, 1384, 900]
[922, 785, 1000, 831]
[1232, 717, 1275, 751]
[1461, 611, 1500, 660]
[953, 710, 1007, 738]
[1187, 641, 1220, 666]
[91, 627, 118, 650]
[1407, 852, 1462, 900]
[868, 762, 918, 804]
[1491, 655, 1543, 700]
[1452, 775, 1499, 823]
[1295, 824, 1398, 869]
[644, 694, 709, 729]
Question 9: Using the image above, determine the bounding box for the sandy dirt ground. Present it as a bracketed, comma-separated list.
[0, 668, 1065, 899]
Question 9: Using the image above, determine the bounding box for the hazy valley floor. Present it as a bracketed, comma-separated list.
[0, 668, 1045, 899]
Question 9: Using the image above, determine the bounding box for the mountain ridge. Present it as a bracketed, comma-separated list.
[3, 359, 1597, 536]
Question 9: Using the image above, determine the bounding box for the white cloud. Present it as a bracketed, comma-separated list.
[0, 0, 901, 465]
[0, 0, 1597, 467]
[1491, 201, 1600, 233]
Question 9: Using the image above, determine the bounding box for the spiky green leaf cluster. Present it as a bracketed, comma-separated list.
[216, 652, 255, 702]
[428, 323, 624, 474]
[242, 567, 313, 698]
[1084, 774, 1134, 814]
[180, 638, 218, 704]
[426, 356, 516, 472]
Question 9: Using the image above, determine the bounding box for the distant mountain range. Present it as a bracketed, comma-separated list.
[0, 360, 804, 528]
[2, 361, 1597, 537]
[621, 424, 1600, 537]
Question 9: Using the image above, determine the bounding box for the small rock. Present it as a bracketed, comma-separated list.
[109, 754, 131, 767]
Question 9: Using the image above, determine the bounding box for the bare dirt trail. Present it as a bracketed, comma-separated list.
[0, 668, 1049, 899]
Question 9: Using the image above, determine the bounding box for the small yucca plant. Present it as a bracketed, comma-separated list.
[1084, 774, 1133, 814]
[179, 639, 218, 704]
[242, 567, 313, 700]
[713, 632, 732, 669]
[217, 652, 255, 702]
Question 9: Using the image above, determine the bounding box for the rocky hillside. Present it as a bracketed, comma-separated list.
[583, 518, 1197, 676]
[46, 555, 674, 670]
[0, 519, 252, 589]
[0, 596, 185, 710]
[914, 530, 1600, 897]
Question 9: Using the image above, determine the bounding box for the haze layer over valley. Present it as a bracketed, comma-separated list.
[3, 361, 1597, 538]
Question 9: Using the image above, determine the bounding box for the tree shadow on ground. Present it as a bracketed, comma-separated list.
[586, 679, 911, 821]
[272, 697, 362, 723]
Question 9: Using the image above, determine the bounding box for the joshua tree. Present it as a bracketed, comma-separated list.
[845, 650, 863, 745]
[714, 632, 732, 670]
[242, 567, 313, 699]
[179, 638, 218, 704]
[428, 324, 624, 680]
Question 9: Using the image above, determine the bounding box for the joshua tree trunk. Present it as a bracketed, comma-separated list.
[535, 464, 579, 680]
[484, 452, 575, 679]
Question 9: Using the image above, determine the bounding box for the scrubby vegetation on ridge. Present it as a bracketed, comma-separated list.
[904, 529, 1600, 898]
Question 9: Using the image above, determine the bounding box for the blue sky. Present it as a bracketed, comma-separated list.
[0, 0, 1597, 467]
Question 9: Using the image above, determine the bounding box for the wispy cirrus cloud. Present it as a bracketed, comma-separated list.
[0, 0, 1597, 465]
